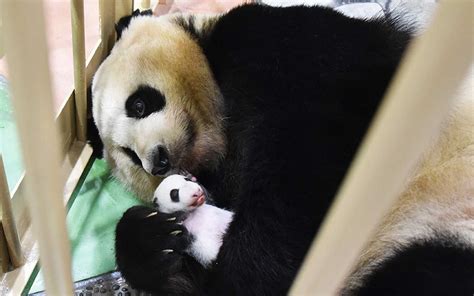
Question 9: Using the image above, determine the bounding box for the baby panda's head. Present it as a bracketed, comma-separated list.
[153, 174, 206, 214]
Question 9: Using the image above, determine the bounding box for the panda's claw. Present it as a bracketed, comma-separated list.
[161, 249, 174, 254]
[170, 230, 182, 236]
[166, 216, 177, 221]
[145, 211, 158, 218]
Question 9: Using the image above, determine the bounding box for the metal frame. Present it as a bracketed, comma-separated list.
[0, 0, 471, 295]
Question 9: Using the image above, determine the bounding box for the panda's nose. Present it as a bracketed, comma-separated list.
[151, 146, 170, 176]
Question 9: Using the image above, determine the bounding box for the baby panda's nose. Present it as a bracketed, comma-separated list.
[190, 187, 205, 207]
[192, 188, 203, 198]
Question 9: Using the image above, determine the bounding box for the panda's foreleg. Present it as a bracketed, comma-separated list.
[115, 206, 207, 295]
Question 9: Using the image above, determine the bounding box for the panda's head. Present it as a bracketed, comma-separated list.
[153, 174, 206, 214]
[91, 14, 225, 200]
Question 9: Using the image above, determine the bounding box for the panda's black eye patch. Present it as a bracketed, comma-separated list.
[125, 85, 166, 119]
[122, 147, 142, 167]
[170, 189, 180, 202]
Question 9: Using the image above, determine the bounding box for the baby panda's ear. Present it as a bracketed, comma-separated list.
[115, 9, 153, 40]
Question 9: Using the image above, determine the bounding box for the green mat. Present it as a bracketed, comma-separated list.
[0, 75, 24, 192]
[28, 158, 145, 293]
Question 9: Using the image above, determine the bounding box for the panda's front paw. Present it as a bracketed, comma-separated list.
[115, 206, 195, 293]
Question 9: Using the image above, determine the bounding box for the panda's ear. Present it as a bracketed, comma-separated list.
[115, 9, 154, 41]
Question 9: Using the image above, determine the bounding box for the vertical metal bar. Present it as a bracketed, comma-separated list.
[100, 0, 116, 57]
[115, 0, 134, 23]
[0, 0, 4, 59]
[71, 0, 87, 142]
[3, 1, 73, 295]
[140, 0, 151, 10]
[290, 2, 473, 295]
[0, 156, 23, 268]
[0, 226, 10, 273]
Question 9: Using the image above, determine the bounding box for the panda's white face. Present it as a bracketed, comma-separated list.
[92, 15, 225, 200]
[153, 174, 206, 214]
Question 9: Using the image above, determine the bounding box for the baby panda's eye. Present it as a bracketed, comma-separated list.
[133, 99, 145, 117]
[170, 189, 180, 202]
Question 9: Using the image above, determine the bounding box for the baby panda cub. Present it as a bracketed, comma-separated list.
[153, 175, 233, 267]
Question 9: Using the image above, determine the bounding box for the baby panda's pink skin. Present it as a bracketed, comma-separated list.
[153, 175, 233, 267]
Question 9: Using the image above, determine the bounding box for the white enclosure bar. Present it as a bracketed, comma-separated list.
[3, 1, 73, 295]
[290, 2, 473, 295]
[116, 0, 134, 23]
[0, 156, 23, 268]
[100, 0, 116, 56]
[0, 0, 4, 59]
[71, 0, 87, 141]
[140, 0, 151, 10]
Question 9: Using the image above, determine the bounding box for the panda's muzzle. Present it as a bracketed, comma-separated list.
[151, 145, 170, 176]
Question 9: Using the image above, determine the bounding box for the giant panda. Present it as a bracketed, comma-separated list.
[91, 3, 471, 295]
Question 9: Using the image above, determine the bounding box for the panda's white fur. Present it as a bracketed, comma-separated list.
[153, 174, 234, 267]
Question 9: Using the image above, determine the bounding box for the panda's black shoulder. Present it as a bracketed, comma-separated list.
[350, 234, 474, 296]
[201, 4, 411, 77]
[209, 3, 412, 44]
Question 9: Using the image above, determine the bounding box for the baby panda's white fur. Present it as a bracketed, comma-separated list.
[153, 175, 233, 267]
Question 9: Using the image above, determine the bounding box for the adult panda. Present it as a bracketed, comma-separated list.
[91, 4, 414, 295]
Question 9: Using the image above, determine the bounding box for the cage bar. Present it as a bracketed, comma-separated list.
[140, 0, 151, 10]
[3, 1, 73, 294]
[71, 0, 87, 142]
[116, 0, 135, 23]
[290, 2, 473, 295]
[0, 156, 23, 269]
[100, 0, 117, 56]
[0, 0, 4, 59]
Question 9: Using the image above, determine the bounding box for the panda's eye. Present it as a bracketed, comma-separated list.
[170, 189, 180, 202]
[125, 85, 166, 119]
[133, 99, 145, 117]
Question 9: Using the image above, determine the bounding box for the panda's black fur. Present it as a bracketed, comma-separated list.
[94, 4, 470, 295]
[348, 234, 474, 295]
